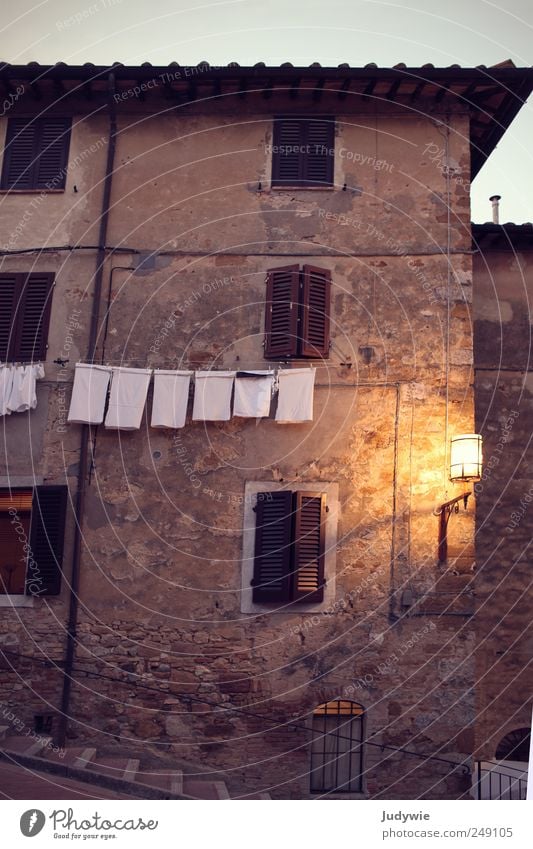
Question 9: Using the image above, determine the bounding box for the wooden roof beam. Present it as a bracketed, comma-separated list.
[262, 77, 274, 99]
[362, 78, 376, 101]
[410, 80, 427, 100]
[289, 77, 301, 99]
[386, 77, 403, 100]
[338, 77, 351, 100]
[312, 78, 325, 101]
[434, 83, 450, 103]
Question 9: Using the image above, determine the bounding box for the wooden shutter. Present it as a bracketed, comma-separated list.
[26, 486, 68, 597]
[300, 265, 331, 357]
[271, 117, 334, 188]
[0, 275, 19, 361]
[272, 118, 304, 186]
[304, 119, 334, 186]
[35, 119, 71, 188]
[1, 119, 38, 189]
[15, 273, 54, 362]
[1, 118, 70, 190]
[292, 492, 326, 603]
[251, 491, 293, 603]
[264, 265, 300, 357]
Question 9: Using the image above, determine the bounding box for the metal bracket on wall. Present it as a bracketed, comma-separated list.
[434, 492, 471, 563]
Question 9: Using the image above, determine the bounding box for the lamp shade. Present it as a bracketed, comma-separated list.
[450, 433, 483, 482]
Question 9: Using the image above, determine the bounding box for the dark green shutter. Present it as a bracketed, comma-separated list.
[26, 486, 68, 597]
[251, 491, 293, 603]
[292, 492, 326, 603]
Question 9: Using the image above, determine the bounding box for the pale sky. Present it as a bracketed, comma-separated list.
[1, 0, 532, 223]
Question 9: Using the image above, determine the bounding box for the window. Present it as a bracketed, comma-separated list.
[0, 487, 68, 596]
[0, 273, 54, 362]
[271, 117, 334, 188]
[1, 117, 71, 190]
[264, 265, 331, 358]
[310, 700, 364, 794]
[251, 490, 326, 604]
[495, 728, 531, 762]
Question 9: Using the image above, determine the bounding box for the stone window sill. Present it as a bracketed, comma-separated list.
[0, 595, 35, 607]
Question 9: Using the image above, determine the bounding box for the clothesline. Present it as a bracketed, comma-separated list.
[76, 359, 336, 370]
[67, 364, 316, 429]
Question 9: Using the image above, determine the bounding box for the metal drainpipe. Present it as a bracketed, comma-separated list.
[57, 71, 117, 747]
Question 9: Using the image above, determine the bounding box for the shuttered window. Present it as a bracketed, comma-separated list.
[264, 265, 331, 358]
[252, 490, 326, 604]
[1, 117, 71, 190]
[0, 486, 68, 596]
[271, 117, 334, 187]
[0, 273, 54, 362]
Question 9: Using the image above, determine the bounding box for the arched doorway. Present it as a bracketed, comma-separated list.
[495, 728, 531, 762]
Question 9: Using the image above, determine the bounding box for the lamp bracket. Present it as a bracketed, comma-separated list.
[435, 491, 471, 563]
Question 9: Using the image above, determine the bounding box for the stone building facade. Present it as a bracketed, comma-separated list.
[0, 62, 531, 799]
[473, 223, 533, 773]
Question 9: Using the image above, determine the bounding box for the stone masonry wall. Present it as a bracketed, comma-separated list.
[0, 95, 477, 798]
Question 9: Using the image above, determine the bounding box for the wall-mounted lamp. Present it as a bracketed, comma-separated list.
[434, 434, 482, 562]
[449, 433, 483, 482]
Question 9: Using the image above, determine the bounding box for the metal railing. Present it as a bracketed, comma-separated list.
[475, 761, 528, 800]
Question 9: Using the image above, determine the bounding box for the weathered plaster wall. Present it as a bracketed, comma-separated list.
[0, 100, 476, 798]
[474, 245, 533, 762]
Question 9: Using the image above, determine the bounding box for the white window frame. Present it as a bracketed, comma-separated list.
[241, 480, 339, 614]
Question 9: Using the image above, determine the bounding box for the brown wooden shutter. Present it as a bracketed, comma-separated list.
[300, 265, 331, 357]
[264, 265, 300, 358]
[0, 275, 19, 361]
[304, 119, 334, 186]
[292, 492, 326, 603]
[16, 273, 54, 362]
[271, 117, 334, 188]
[1, 119, 38, 189]
[35, 119, 71, 188]
[1, 118, 70, 190]
[251, 491, 293, 603]
[26, 486, 68, 597]
[271, 118, 303, 186]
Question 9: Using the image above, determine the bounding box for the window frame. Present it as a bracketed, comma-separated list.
[241, 481, 338, 614]
[1, 116, 72, 191]
[0, 272, 55, 363]
[0, 483, 68, 603]
[271, 116, 335, 189]
[310, 700, 365, 795]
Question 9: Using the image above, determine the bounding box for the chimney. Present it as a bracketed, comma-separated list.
[489, 194, 502, 224]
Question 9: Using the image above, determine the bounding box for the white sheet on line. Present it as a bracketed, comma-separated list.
[151, 370, 193, 429]
[67, 363, 112, 425]
[104, 366, 152, 430]
[15, 363, 45, 412]
[233, 371, 275, 418]
[275, 367, 316, 423]
[0, 365, 14, 416]
[192, 371, 236, 421]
